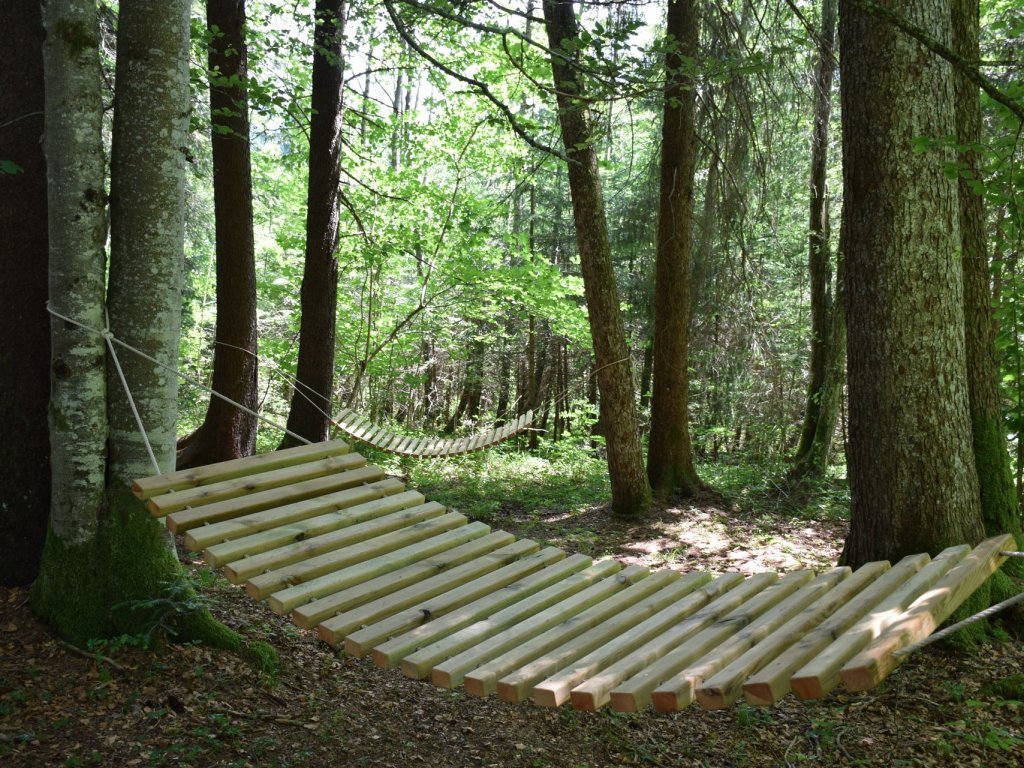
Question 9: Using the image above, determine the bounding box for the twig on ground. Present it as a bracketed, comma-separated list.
[57, 639, 127, 672]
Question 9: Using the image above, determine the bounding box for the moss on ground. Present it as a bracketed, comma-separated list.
[31, 481, 276, 674]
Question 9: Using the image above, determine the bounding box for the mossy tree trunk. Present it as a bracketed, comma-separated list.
[839, 0, 985, 567]
[647, 0, 701, 499]
[178, 0, 259, 469]
[0, 0, 51, 585]
[953, 0, 1023, 559]
[281, 0, 346, 447]
[542, 0, 651, 516]
[34, 1, 253, 658]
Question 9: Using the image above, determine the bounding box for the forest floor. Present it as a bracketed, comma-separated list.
[2, 449, 1023, 767]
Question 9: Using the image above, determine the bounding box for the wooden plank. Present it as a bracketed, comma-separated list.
[373, 554, 593, 670]
[840, 534, 1015, 693]
[164, 463, 381, 534]
[532, 571, 733, 708]
[361, 426, 384, 446]
[600, 572, 782, 712]
[528, 572, 745, 710]
[254, 515, 476, 607]
[345, 547, 567, 658]
[317, 537, 537, 644]
[383, 433, 404, 452]
[152, 452, 367, 517]
[654, 567, 851, 712]
[462, 569, 674, 698]
[405, 437, 426, 457]
[638, 571, 816, 712]
[334, 408, 356, 429]
[499, 571, 714, 705]
[294, 531, 517, 630]
[428, 563, 644, 689]
[742, 554, 929, 706]
[132, 439, 351, 500]
[402, 560, 620, 681]
[197, 481, 411, 563]
[695, 561, 890, 710]
[790, 545, 970, 700]
[568, 572, 757, 711]
[220, 500, 443, 583]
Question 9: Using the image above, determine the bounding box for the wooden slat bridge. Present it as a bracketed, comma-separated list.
[133, 438, 1015, 711]
[330, 409, 533, 458]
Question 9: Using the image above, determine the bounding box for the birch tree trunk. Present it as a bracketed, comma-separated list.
[40, 0, 109, 545]
[542, 0, 650, 515]
[31, 0, 110, 639]
[647, 0, 701, 498]
[0, 0, 51, 584]
[106, 0, 191, 480]
[839, 0, 985, 566]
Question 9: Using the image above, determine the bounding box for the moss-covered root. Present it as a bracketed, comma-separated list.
[33, 481, 278, 675]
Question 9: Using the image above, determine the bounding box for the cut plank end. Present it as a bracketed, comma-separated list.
[694, 688, 729, 710]
[400, 659, 428, 680]
[789, 675, 826, 701]
[371, 649, 396, 669]
[742, 682, 776, 707]
[317, 624, 341, 647]
[651, 690, 684, 712]
[569, 690, 600, 711]
[497, 681, 527, 704]
[531, 686, 566, 708]
[609, 692, 640, 713]
[430, 669, 456, 688]
[344, 637, 369, 658]
[463, 676, 491, 698]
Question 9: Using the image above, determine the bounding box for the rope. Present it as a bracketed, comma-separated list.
[892, 587, 1024, 659]
[46, 304, 312, 447]
[102, 307, 161, 475]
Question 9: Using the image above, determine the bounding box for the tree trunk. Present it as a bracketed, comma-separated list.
[953, 0, 1023, 550]
[0, 0, 51, 585]
[542, 0, 650, 515]
[647, 0, 701, 499]
[177, 0, 259, 469]
[790, 0, 841, 480]
[282, 0, 345, 447]
[839, 0, 984, 567]
[105, 0, 191, 480]
[38, 0, 109, 547]
[35, 0, 249, 653]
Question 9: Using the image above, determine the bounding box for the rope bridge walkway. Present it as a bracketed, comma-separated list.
[133, 439, 1016, 712]
[331, 409, 534, 458]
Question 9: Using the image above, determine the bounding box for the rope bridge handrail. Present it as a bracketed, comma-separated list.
[133, 440, 1018, 712]
[331, 409, 534, 458]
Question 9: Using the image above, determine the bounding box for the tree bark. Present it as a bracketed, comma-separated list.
[106, 0, 191, 480]
[38, 0, 109, 546]
[281, 0, 345, 447]
[953, 0, 1023, 547]
[542, 0, 650, 515]
[647, 0, 701, 499]
[839, 0, 984, 566]
[790, 0, 842, 480]
[0, 0, 51, 584]
[177, 0, 259, 469]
